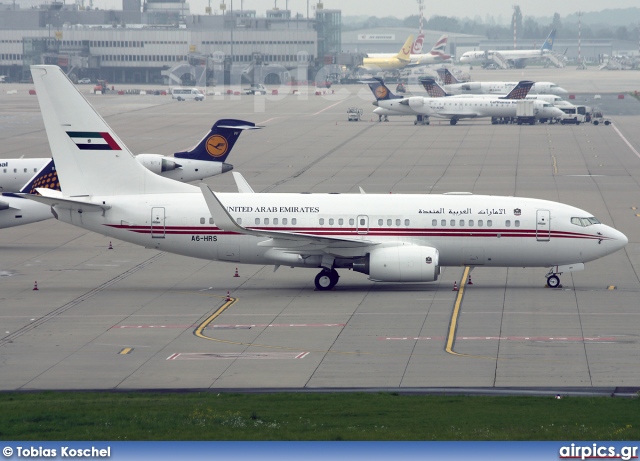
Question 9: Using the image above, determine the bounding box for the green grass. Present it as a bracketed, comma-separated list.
[0, 392, 638, 441]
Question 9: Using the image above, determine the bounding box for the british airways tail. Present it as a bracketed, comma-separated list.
[428, 34, 449, 57]
[419, 77, 450, 98]
[19, 158, 59, 194]
[501, 81, 535, 99]
[541, 29, 556, 51]
[363, 77, 403, 101]
[436, 68, 460, 85]
[30, 65, 193, 197]
[174, 119, 259, 163]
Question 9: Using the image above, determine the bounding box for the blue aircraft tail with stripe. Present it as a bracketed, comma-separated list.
[541, 29, 556, 51]
[174, 119, 259, 163]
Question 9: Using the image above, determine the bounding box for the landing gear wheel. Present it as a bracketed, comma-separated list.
[450, 118, 458, 126]
[547, 275, 561, 288]
[314, 269, 339, 291]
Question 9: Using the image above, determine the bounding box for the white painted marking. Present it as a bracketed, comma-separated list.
[312, 100, 344, 116]
[613, 124, 640, 160]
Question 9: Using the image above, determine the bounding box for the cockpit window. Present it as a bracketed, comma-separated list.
[571, 217, 601, 227]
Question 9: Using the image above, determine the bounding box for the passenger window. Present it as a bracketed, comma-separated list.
[360, 218, 366, 225]
[292, 218, 297, 225]
[329, 218, 334, 225]
[478, 220, 483, 227]
[273, 218, 278, 225]
[432, 219, 437, 226]
[441, 219, 446, 226]
[515, 220, 520, 227]
[200, 217, 205, 224]
[387, 219, 392, 226]
[264, 218, 269, 225]
[469, 220, 474, 226]
[319, 218, 324, 225]
[349, 218, 354, 225]
[450, 220, 455, 226]
[395, 219, 400, 226]
[506, 220, 511, 227]
[339, 218, 344, 225]
[487, 220, 493, 227]
[282, 218, 288, 225]
[255, 218, 260, 225]
[459, 220, 464, 227]
[209, 218, 214, 224]
[236, 218, 242, 225]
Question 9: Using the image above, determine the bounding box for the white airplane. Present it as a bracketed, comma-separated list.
[436, 68, 568, 96]
[459, 30, 557, 69]
[24, 65, 627, 290]
[367, 78, 563, 125]
[0, 120, 258, 229]
[367, 34, 452, 67]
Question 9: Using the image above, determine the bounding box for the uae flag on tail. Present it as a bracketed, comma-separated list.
[66, 131, 121, 150]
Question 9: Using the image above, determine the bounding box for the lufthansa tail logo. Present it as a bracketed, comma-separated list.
[375, 86, 388, 99]
[206, 134, 228, 158]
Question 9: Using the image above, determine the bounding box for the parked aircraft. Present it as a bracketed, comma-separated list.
[436, 68, 567, 95]
[359, 35, 414, 72]
[366, 78, 563, 125]
[0, 120, 257, 229]
[23, 65, 628, 290]
[459, 30, 558, 69]
[367, 34, 451, 67]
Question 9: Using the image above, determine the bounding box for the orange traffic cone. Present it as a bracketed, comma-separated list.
[108, 241, 113, 250]
[233, 267, 239, 277]
[452, 281, 458, 291]
[225, 291, 231, 301]
[33, 281, 38, 291]
[467, 274, 473, 285]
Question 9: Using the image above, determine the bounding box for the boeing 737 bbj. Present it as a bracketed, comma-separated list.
[25, 65, 627, 290]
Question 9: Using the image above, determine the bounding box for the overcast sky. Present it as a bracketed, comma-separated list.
[93, 0, 639, 20]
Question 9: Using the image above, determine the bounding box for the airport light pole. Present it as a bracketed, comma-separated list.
[512, 5, 517, 49]
[578, 11, 583, 63]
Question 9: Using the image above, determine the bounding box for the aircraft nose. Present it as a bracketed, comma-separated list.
[604, 226, 628, 252]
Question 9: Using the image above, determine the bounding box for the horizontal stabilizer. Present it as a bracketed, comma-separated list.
[22, 189, 110, 213]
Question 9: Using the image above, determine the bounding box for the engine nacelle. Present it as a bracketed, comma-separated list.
[407, 96, 425, 110]
[461, 82, 481, 91]
[353, 246, 440, 282]
[135, 154, 180, 175]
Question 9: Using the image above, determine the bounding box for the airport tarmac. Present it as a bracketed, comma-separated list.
[1, 67, 640, 391]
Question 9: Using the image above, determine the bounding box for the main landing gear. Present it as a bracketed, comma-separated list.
[449, 117, 458, 126]
[545, 269, 562, 288]
[314, 268, 340, 291]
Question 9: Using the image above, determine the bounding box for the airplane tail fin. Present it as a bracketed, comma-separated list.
[436, 68, 460, 85]
[541, 29, 556, 51]
[19, 158, 59, 194]
[411, 33, 425, 55]
[363, 77, 402, 101]
[396, 35, 414, 62]
[174, 119, 260, 163]
[419, 77, 450, 98]
[429, 34, 449, 56]
[502, 80, 535, 99]
[30, 65, 192, 197]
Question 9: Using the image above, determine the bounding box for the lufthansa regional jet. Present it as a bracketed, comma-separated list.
[0, 120, 258, 229]
[24, 65, 627, 290]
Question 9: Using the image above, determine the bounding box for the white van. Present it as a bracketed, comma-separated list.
[171, 87, 205, 101]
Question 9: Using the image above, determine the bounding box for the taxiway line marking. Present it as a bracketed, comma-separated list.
[118, 347, 133, 355]
[612, 124, 640, 160]
[311, 100, 344, 116]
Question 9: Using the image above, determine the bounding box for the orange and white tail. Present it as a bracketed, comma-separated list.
[411, 34, 425, 55]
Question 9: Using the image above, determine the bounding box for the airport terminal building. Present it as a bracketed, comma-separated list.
[0, 0, 341, 85]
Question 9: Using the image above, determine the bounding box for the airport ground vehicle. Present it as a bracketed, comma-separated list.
[93, 79, 109, 93]
[516, 100, 536, 125]
[560, 107, 586, 124]
[172, 87, 205, 101]
[78, 78, 91, 84]
[591, 111, 612, 126]
[244, 84, 267, 95]
[347, 107, 362, 121]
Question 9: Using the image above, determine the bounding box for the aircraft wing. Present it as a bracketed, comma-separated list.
[199, 184, 375, 249]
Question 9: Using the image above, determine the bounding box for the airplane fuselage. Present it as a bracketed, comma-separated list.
[50, 192, 626, 272]
[444, 81, 567, 96]
[460, 49, 549, 65]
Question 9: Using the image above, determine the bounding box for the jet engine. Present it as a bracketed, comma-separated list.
[406, 96, 425, 110]
[352, 246, 440, 282]
[135, 154, 181, 174]
[461, 82, 481, 91]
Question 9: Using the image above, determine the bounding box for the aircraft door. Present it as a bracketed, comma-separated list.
[356, 215, 369, 235]
[151, 207, 165, 238]
[536, 210, 550, 241]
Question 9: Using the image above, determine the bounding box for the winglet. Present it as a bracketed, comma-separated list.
[199, 184, 245, 233]
[232, 172, 255, 193]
